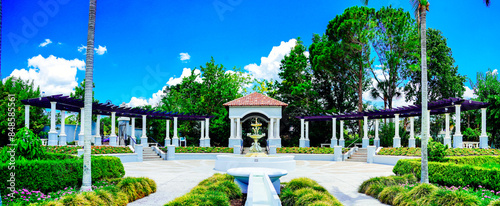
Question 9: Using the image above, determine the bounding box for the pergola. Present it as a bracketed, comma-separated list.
[21, 94, 213, 147]
[296, 98, 490, 149]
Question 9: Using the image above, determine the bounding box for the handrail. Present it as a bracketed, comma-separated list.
[130, 136, 137, 144]
[346, 137, 361, 148]
[149, 136, 163, 148]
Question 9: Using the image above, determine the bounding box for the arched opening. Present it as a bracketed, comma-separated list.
[240, 112, 270, 148]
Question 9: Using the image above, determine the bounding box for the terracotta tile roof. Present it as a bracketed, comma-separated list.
[223, 92, 288, 107]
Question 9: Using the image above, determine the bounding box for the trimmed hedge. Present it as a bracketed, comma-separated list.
[165, 173, 241, 206]
[378, 147, 500, 157]
[393, 156, 500, 191]
[35, 177, 156, 206]
[281, 177, 343, 206]
[0, 156, 125, 195]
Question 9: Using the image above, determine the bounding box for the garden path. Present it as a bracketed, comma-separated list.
[123, 160, 394, 206]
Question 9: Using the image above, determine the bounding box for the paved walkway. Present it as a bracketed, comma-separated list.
[124, 160, 394, 206]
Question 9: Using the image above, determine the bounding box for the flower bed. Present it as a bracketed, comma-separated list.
[159, 146, 233, 153]
[44, 145, 133, 155]
[378, 147, 500, 156]
[277, 147, 349, 154]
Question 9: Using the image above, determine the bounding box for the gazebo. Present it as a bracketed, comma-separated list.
[297, 98, 490, 149]
[223, 92, 288, 148]
[21, 94, 212, 147]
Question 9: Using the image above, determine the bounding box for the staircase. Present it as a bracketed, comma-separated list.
[346, 148, 367, 162]
[142, 147, 163, 161]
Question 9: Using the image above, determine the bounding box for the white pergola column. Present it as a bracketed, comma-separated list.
[268, 118, 274, 139]
[480, 108, 488, 148]
[393, 114, 401, 148]
[331, 118, 337, 146]
[374, 119, 380, 148]
[172, 117, 178, 146]
[443, 113, 451, 147]
[131, 118, 136, 144]
[109, 112, 117, 146]
[305, 121, 309, 140]
[59, 110, 67, 146]
[409, 117, 415, 148]
[200, 120, 205, 147]
[339, 120, 345, 147]
[165, 119, 171, 146]
[453, 104, 463, 148]
[24, 105, 30, 129]
[362, 116, 369, 148]
[299, 119, 308, 147]
[48, 102, 58, 145]
[93, 114, 101, 146]
[140, 115, 148, 147]
[300, 119, 305, 140]
[78, 108, 85, 146]
[205, 118, 210, 147]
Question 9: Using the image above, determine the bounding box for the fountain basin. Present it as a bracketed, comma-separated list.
[214, 154, 296, 172]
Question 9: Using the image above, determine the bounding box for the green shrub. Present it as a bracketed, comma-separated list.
[428, 141, 448, 162]
[378, 185, 406, 205]
[489, 199, 500, 206]
[281, 177, 342, 206]
[116, 177, 156, 202]
[13, 128, 46, 160]
[407, 183, 438, 200]
[0, 156, 124, 195]
[393, 158, 500, 190]
[294, 188, 333, 206]
[418, 189, 480, 206]
[365, 183, 386, 197]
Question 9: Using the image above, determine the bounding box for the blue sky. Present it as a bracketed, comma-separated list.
[3, 0, 499, 108]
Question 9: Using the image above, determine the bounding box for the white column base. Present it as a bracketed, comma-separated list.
[331, 139, 338, 147]
[374, 139, 380, 148]
[408, 138, 416, 148]
[172, 137, 179, 147]
[267, 138, 281, 148]
[94, 136, 101, 146]
[141, 137, 148, 147]
[443, 137, 451, 148]
[165, 139, 171, 147]
[229, 138, 243, 148]
[268, 145, 277, 155]
[78, 134, 85, 146]
[58, 134, 67, 146]
[339, 139, 345, 148]
[453, 135, 463, 148]
[480, 135, 488, 149]
[367, 146, 376, 164]
[393, 137, 401, 148]
[48, 132, 58, 146]
[204, 138, 211, 147]
[362, 138, 369, 148]
[299, 139, 310, 148]
[109, 135, 117, 146]
[166, 145, 176, 160]
[333, 146, 342, 161]
[199, 138, 205, 147]
[135, 145, 143, 162]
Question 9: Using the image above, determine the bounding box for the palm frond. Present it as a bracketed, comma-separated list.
[484, 0, 491, 7]
[360, 0, 369, 6]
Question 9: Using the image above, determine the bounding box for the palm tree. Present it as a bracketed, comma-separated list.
[81, 0, 97, 191]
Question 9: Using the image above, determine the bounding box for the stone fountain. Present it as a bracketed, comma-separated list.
[245, 118, 267, 157]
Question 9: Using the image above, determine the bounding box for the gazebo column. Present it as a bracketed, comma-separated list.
[374, 119, 380, 148]
[443, 113, 451, 147]
[480, 108, 488, 149]
[165, 119, 171, 146]
[362, 116, 369, 148]
[200, 120, 205, 147]
[59, 110, 67, 146]
[24, 105, 30, 129]
[409, 117, 415, 148]
[172, 117, 179, 146]
[48, 102, 58, 146]
[205, 118, 211, 147]
[78, 108, 85, 146]
[228, 118, 239, 148]
[331, 118, 337, 146]
[393, 114, 401, 148]
[339, 120, 345, 147]
[94, 115, 101, 146]
[230, 118, 235, 139]
[131, 118, 136, 146]
[237, 118, 242, 139]
[453, 104, 463, 148]
[299, 119, 307, 147]
[268, 118, 274, 139]
[109, 112, 117, 146]
[268, 118, 282, 148]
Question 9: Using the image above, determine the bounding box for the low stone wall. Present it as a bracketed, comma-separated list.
[372, 155, 419, 165]
[288, 154, 335, 161]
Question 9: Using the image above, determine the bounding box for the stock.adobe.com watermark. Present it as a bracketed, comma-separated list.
[6, 94, 17, 200]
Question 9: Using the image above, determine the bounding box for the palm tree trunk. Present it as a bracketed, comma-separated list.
[81, 0, 96, 191]
[420, 4, 429, 184]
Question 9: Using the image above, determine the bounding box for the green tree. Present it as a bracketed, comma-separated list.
[81, 0, 97, 191]
[404, 28, 466, 102]
[0, 77, 48, 146]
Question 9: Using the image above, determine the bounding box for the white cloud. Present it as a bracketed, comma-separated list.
[78, 44, 107, 55]
[463, 86, 477, 99]
[94, 45, 107, 55]
[166, 68, 202, 86]
[39, 39, 52, 47]
[244, 39, 297, 81]
[4, 55, 85, 96]
[180, 52, 191, 61]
